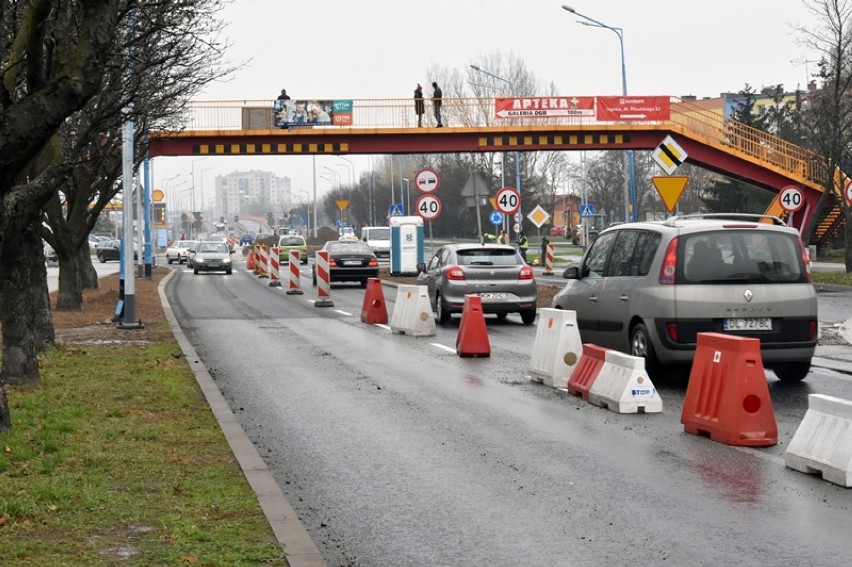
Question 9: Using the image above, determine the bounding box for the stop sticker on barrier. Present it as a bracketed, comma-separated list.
[779, 186, 804, 212]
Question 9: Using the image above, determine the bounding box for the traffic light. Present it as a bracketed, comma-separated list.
[153, 202, 166, 225]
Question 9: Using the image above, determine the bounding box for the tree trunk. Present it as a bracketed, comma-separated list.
[1, 224, 41, 386]
[30, 238, 55, 351]
[0, 384, 11, 433]
[845, 210, 852, 274]
[56, 250, 84, 311]
[80, 244, 99, 290]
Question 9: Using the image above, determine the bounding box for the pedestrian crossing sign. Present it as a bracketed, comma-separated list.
[580, 204, 596, 217]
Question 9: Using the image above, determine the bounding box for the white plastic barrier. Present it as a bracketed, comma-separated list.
[587, 350, 662, 414]
[528, 308, 582, 389]
[785, 394, 852, 487]
[390, 284, 436, 337]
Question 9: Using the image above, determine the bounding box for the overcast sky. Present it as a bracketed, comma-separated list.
[153, 0, 822, 213]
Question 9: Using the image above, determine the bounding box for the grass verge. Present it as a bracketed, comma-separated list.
[813, 271, 852, 287]
[0, 341, 286, 565]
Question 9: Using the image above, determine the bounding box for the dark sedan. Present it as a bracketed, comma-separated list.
[312, 240, 379, 288]
[96, 239, 138, 263]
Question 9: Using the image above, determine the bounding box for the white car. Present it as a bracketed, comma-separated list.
[166, 240, 196, 264]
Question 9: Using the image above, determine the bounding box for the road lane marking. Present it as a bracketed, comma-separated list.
[431, 343, 456, 353]
[375, 324, 392, 331]
[335, 309, 352, 316]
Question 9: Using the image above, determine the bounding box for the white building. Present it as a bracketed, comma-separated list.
[213, 170, 292, 222]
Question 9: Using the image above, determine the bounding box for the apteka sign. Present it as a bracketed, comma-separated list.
[495, 96, 595, 118]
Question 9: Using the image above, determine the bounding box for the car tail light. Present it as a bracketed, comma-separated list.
[368, 258, 378, 267]
[798, 237, 813, 283]
[518, 265, 535, 280]
[658, 237, 679, 285]
[446, 266, 465, 280]
[666, 322, 679, 342]
[808, 320, 817, 341]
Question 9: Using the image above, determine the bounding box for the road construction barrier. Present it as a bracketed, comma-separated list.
[257, 244, 269, 278]
[785, 394, 852, 487]
[588, 350, 662, 414]
[246, 249, 256, 271]
[680, 332, 777, 447]
[286, 250, 303, 295]
[528, 308, 582, 388]
[268, 246, 281, 287]
[314, 250, 333, 307]
[390, 284, 436, 336]
[543, 243, 555, 276]
[567, 344, 609, 401]
[456, 294, 490, 357]
[361, 277, 388, 324]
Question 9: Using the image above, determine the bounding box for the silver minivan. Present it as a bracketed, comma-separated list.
[551, 214, 818, 381]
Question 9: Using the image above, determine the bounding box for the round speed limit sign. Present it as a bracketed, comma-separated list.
[495, 186, 521, 214]
[779, 185, 804, 212]
[416, 194, 442, 221]
[845, 179, 852, 205]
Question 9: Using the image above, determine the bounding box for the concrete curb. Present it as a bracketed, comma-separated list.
[157, 270, 326, 567]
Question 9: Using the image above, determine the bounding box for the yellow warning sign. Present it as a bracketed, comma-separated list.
[651, 176, 689, 213]
[489, 197, 497, 210]
[335, 199, 350, 210]
[652, 135, 688, 175]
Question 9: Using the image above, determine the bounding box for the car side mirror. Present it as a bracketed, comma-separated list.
[416, 262, 426, 273]
[562, 266, 580, 279]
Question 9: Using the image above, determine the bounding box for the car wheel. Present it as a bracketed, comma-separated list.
[312, 268, 317, 286]
[630, 322, 660, 374]
[226, 268, 232, 275]
[520, 309, 537, 326]
[495, 312, 508, 321]
[193, 267, 199, 275]
[772, 361, 811, 382]
[360, 279, 368, 288]
[98, 254, 106, 263]
[167, 256, 173, 265]
[436, 292, 451, 325]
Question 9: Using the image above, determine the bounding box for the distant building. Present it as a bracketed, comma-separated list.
[213, 170, 291, 222]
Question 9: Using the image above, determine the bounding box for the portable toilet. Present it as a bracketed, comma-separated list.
[390, 215, 424, 275]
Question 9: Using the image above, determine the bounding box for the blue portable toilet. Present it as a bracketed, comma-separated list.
[390, 215, 424, 275]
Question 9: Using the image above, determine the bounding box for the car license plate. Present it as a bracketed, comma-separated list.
[479, 292, 507, 301]
[343, 260, 361, 266]
[723, 317, 772, 331]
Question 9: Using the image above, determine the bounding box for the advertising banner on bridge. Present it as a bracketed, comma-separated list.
[494, 96, 595, 119]
[274, 99, 352, 128]
[596, 96, 671, 121]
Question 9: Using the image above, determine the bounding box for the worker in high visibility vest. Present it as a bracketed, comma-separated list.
[518, 232, 529, 263]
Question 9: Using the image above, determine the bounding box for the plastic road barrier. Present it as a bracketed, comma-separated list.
[390, 284, 436, 336]
[456, 294, 490, 357]
[314, 250, 333, 307]
[268, 246, 281, 287]
[588, 350, 663, 414]
[286, 250, 303, 295]
[528, 308, 582, 388]
[785, 394, 852, 487]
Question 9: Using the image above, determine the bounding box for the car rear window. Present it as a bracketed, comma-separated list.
[456, 248, 520, 266]
[680, 230, 805, 284]
[328, 242, 371, 254]
[279, 237, 304, 246]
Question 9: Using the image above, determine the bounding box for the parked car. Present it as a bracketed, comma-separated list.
[277, 234, 309, 265]
[548, 226, 567, 237]
[311, 240, 379, 287]
[166, 240, 196, 264]
[551, 214, 818, 381]
[192, 241, 233, 275]
[416, 243, 538, 326]
[96, 239, 138, 263]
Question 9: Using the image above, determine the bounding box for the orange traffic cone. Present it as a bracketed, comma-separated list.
[681, 332, 778, 446]
[360, 278, 388, 324]
[567, 343, 609, 401]
[246, 250, 256, 271]
[456, 295, 490, 357]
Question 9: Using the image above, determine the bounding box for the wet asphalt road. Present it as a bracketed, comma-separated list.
[166, 263, 852, 567]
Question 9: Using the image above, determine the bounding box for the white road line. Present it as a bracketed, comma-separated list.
[375, 324, 392, 331]
[431, 343, 456, 353]
[335, 309, 352, 316]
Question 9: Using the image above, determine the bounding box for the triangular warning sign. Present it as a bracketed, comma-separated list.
[651, 176, 689, 213]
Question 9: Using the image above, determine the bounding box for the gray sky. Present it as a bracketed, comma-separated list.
[153, 0, 821, 213]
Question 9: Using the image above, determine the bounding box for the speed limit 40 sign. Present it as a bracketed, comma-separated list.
[416, 194, 442, 221]
[779, 185, 804, 212]
[495, 186, 521, 214]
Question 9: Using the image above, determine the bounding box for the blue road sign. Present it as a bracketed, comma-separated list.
[389, 203, 404, 216]
[489, 211, 504, 226]
[580, 203, 597, 217]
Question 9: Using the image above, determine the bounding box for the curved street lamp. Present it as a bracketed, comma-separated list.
[562, 5, 637, 223]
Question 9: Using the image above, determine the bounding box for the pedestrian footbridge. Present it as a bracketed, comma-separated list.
[149, 96, 841, 245]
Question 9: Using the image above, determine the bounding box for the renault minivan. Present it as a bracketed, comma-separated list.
[551, 214, 817, 381]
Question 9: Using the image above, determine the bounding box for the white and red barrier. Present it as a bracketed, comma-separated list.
[286, 250, 303, 295]
[268, 246, 281, 287]
[257, 244, 269, 278]
[528, 308, 582, 389]
[588, 350, 662, 414]
[785, 394, 852, 487]
[314, 250, 333, 307]
[543, 243, 554, 276]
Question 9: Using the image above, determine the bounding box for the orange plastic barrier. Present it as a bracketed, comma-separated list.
[567, 343, 609, 400]
[360, 277, 388, 324]
[456, 295, 490, 357]
[680, 332, 777, 447]
[246, 250, 256, 270]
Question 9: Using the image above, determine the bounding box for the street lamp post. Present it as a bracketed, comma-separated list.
[470, 64, 523, 234]
[198, 167, 214, 220]
[320, 174, 342, 226]
[402, 178, 411, 216]
[562, 4, 637, 223]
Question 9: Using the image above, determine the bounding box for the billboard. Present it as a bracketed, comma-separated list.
[274, 99, 352, 128]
